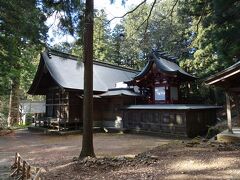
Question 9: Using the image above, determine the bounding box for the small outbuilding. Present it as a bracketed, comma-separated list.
[205, 60, 240, 138]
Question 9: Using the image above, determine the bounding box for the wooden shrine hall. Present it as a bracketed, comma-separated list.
[28, 49, 139, 130]
[205, 60, 240, 141]
[28, 49, 220, 137]
[123, 51, 220, 137]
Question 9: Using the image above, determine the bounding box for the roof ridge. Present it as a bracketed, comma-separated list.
[46, 48, 139, 73]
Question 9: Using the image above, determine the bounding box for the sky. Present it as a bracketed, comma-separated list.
[47, 0, 151, 45]
[95, 0, 144, 25]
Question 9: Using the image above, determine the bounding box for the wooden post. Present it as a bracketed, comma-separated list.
[36, 167, 39, 174]
[22, 160, 26, 178]
[58, 118, 60, 131]
[233, 94, 240, 126]
[34, 167, 41, 180]
[11, 152, 17, 168]
[17, 155, 20, 174]
[226, 92, 233, 133]
[26, 165, 31, 179]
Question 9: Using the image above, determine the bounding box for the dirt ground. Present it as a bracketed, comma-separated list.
[2, 129, 240, 179]
[0, 129, 174, 179]
[41, 140, 240, 179]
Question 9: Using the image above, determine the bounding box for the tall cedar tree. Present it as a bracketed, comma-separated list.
[80, 0, 95, 158]
[43, 0, 95, 158]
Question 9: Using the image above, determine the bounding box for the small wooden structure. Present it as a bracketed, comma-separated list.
[205, 60, 240, 136]
[123, 51, 220, 137]
[10, 153, 43, 180]
[126, 51, 196, 104]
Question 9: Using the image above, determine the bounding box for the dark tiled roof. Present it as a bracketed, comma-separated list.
[134, 52, 196, 81]
[28, 50, 138, 94]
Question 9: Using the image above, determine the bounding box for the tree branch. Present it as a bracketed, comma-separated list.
[169, 0, 179, 24]
[107, 0, 147, 23]
[143, 0, 157, 40]
[196, 1, 207, 33]
[196, 15, 203, 33]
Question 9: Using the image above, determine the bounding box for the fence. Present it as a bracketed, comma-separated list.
[10, 153, 43, 180]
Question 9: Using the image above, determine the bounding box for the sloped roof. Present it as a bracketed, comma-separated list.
[133, 52, 196, 81]
[205, 60, 240, 86]
[28, 50, 138, 95]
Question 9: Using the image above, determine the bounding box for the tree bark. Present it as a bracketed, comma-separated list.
[7, 78, 20, 127]
[80, 0, 95, 158]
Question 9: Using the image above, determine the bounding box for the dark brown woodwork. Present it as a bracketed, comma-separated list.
[124, 108, 217, 138]
[133, 68, 181, 104]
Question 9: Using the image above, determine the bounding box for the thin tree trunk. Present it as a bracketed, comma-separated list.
[7, 78, 20, 127]
[80, 0, 95, 158]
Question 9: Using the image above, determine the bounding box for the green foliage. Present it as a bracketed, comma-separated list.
[0, 0, 48, 122]
[50, 8, 112, 63]
[206, 126, 219, 139]
[0, 0, 48, 94]
[93, 10, 111, 61]
[110, 0, 193, 69]
[0, 95, 8, 128]
[43, 0, 84, 38]
[178, 0, 240, 78]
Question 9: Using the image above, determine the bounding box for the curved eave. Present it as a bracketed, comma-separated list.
[127, 54, 196, 84]
[154, 54, 196, 81]
[133, 60, 154, 80]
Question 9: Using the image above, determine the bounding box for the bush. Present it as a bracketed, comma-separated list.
[0, 113, 8, 129]
[206, 126, 220, 139]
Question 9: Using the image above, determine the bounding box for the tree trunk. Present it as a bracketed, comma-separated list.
[7, 78, 20, 127]
[80, 0, 95, 158]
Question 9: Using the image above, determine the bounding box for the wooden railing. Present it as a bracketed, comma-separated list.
[10, 153, 43, 180]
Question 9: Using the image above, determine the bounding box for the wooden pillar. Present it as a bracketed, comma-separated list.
[233, 94, 240, 126]
[226, 91, 233, 133]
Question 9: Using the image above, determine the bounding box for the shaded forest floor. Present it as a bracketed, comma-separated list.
[41, 140, 240, 179]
